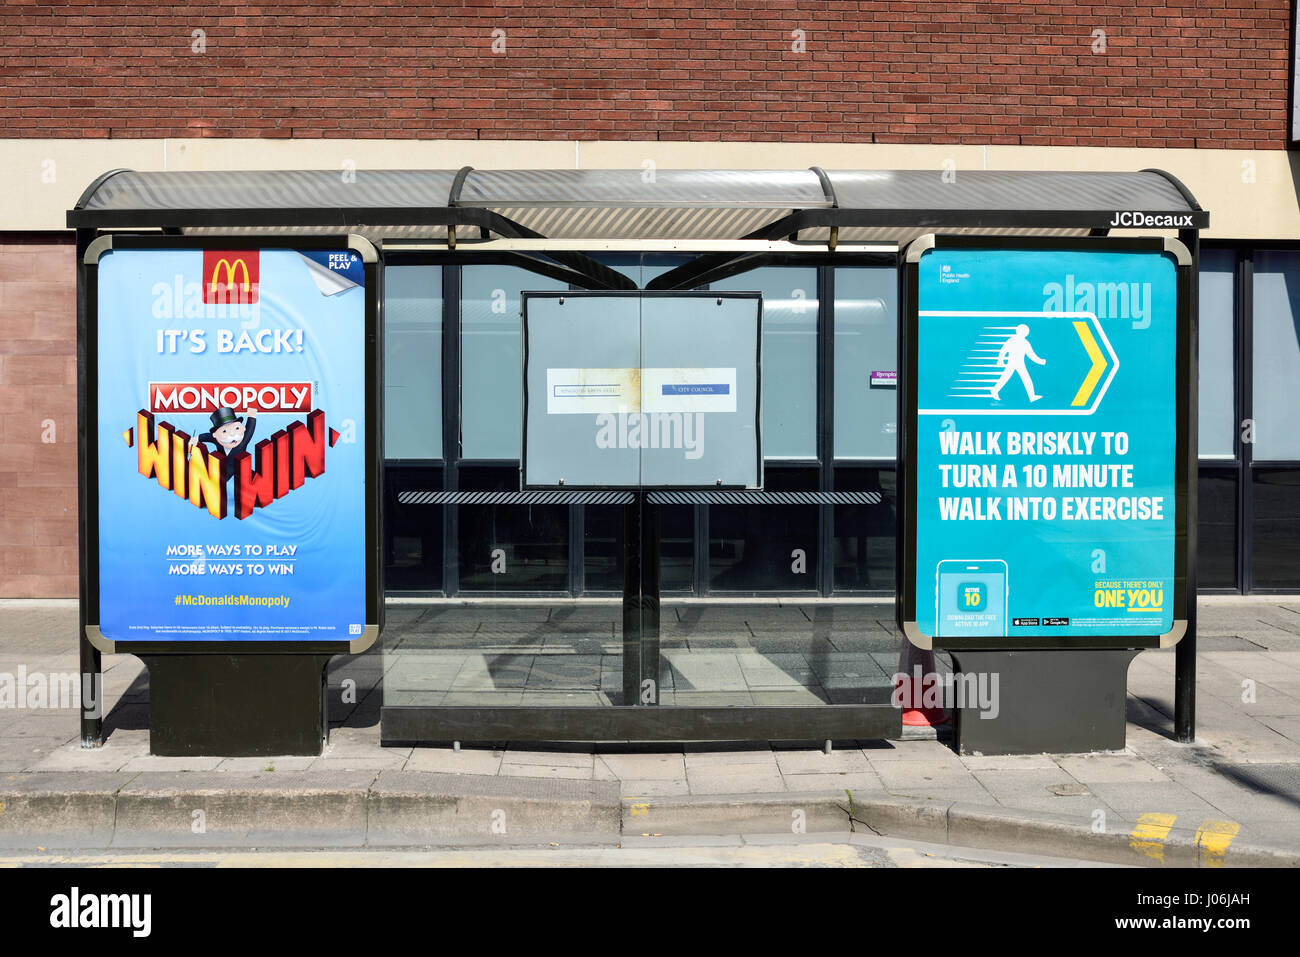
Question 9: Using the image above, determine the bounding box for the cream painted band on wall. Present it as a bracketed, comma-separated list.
[2, 137, 1294, 241]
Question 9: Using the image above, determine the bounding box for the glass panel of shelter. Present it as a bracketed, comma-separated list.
[382, 252, 904, 710]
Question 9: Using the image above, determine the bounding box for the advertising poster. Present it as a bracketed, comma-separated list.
[93, 245, 373, 645]
[909, 242, 1184, 643]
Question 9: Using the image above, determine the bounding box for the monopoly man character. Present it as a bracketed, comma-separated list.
[188, 405, 257, 481]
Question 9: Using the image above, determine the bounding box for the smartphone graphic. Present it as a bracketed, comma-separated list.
[936, 559, 1008, 638]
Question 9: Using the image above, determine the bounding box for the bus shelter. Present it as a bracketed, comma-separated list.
[69, 167, 1206, 754]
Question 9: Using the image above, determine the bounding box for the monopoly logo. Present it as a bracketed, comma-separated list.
[202, 250, 259, 304]
[149, 382, 312, 414]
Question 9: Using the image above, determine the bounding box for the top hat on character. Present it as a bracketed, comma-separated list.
[190, 404, 256, 459]
[208, 407, 242, 431]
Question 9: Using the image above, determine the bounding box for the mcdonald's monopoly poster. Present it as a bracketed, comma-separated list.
[95, 247, 367, 643]
[912, 245, 1180, 641]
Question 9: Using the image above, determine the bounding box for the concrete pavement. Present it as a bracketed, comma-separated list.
[0, 596, 1297, 865]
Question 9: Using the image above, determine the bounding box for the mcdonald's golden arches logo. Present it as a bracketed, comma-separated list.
[202, 250, 259, 304]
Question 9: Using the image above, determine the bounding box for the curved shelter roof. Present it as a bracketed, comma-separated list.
[69, 167, 1206, 244]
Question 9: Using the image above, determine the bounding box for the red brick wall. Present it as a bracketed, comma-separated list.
[0, 1, 1290, 149]
[0, 237, 77, 598]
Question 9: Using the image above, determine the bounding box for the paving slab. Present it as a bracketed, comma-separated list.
[500, 762, 592, 780]
[775, 749, 873, 775]
[782, 771, 884, 792]
[597, 753, 687, 780]
[31, 739, 148, 772]
[1, 713, 79, 739]
[871, 760, 984, 791]
[688, 769, 787, 795]
[619, 778, 691, 798]
[1055, 752, 1174, 784]
[217, 756, 318, 773]
[968, 768, 1090, 807]
[683, 749, 779, 771]
[502, 748, 595, 768]
[959, 753, 1061, 772]
[1081, 780, 1229, 822]
[117, 754, 226, 773]
[405, 747, 505, 775]
[1157, 761, 1300, 824]
[864, 740, 970, 767]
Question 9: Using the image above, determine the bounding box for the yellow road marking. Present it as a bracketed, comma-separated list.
[1194, 820, 1240, 867]
[1130, 812, 1177, 862]
[1071, 321, 1107, 407]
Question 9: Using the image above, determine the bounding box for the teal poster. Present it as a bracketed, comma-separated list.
[913, 245, 1180, 641]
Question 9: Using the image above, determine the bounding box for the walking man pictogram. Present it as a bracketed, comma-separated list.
[991, 324, 1046, 402]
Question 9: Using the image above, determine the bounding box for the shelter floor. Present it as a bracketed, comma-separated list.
[379, 600, 903, 707]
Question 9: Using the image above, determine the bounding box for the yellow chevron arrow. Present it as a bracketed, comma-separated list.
[1071, 321, 1107, 407]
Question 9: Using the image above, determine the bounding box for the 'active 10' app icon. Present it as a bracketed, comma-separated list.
[936, 560, 1008, 637]
[957, 581, 987, 611]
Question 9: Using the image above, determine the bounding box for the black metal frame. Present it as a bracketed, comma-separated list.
[68, 206, 1208, 236]
[817, 264, 837, 596]
[382, 704, 900, 744]
[897, 234, 1196, 653]
[1239, 248, 1254, 594]
[441, 261, 461, 597]
[78, 234, 384, 656]
[76, 227, 99, 745]
[1177, 226, 1200, 742]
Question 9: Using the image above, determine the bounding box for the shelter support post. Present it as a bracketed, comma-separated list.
[1175, 227, 1200, 743]
[78, 627, 101, 748]
[622, 493, 661, 706]
[76, 226, 102, 748]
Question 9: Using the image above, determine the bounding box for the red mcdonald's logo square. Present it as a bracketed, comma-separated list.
[202, 250, 260, 304]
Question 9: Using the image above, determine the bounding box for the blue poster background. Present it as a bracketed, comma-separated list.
[914, 246, 1179, 640]
[96, 248, 367, 643]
